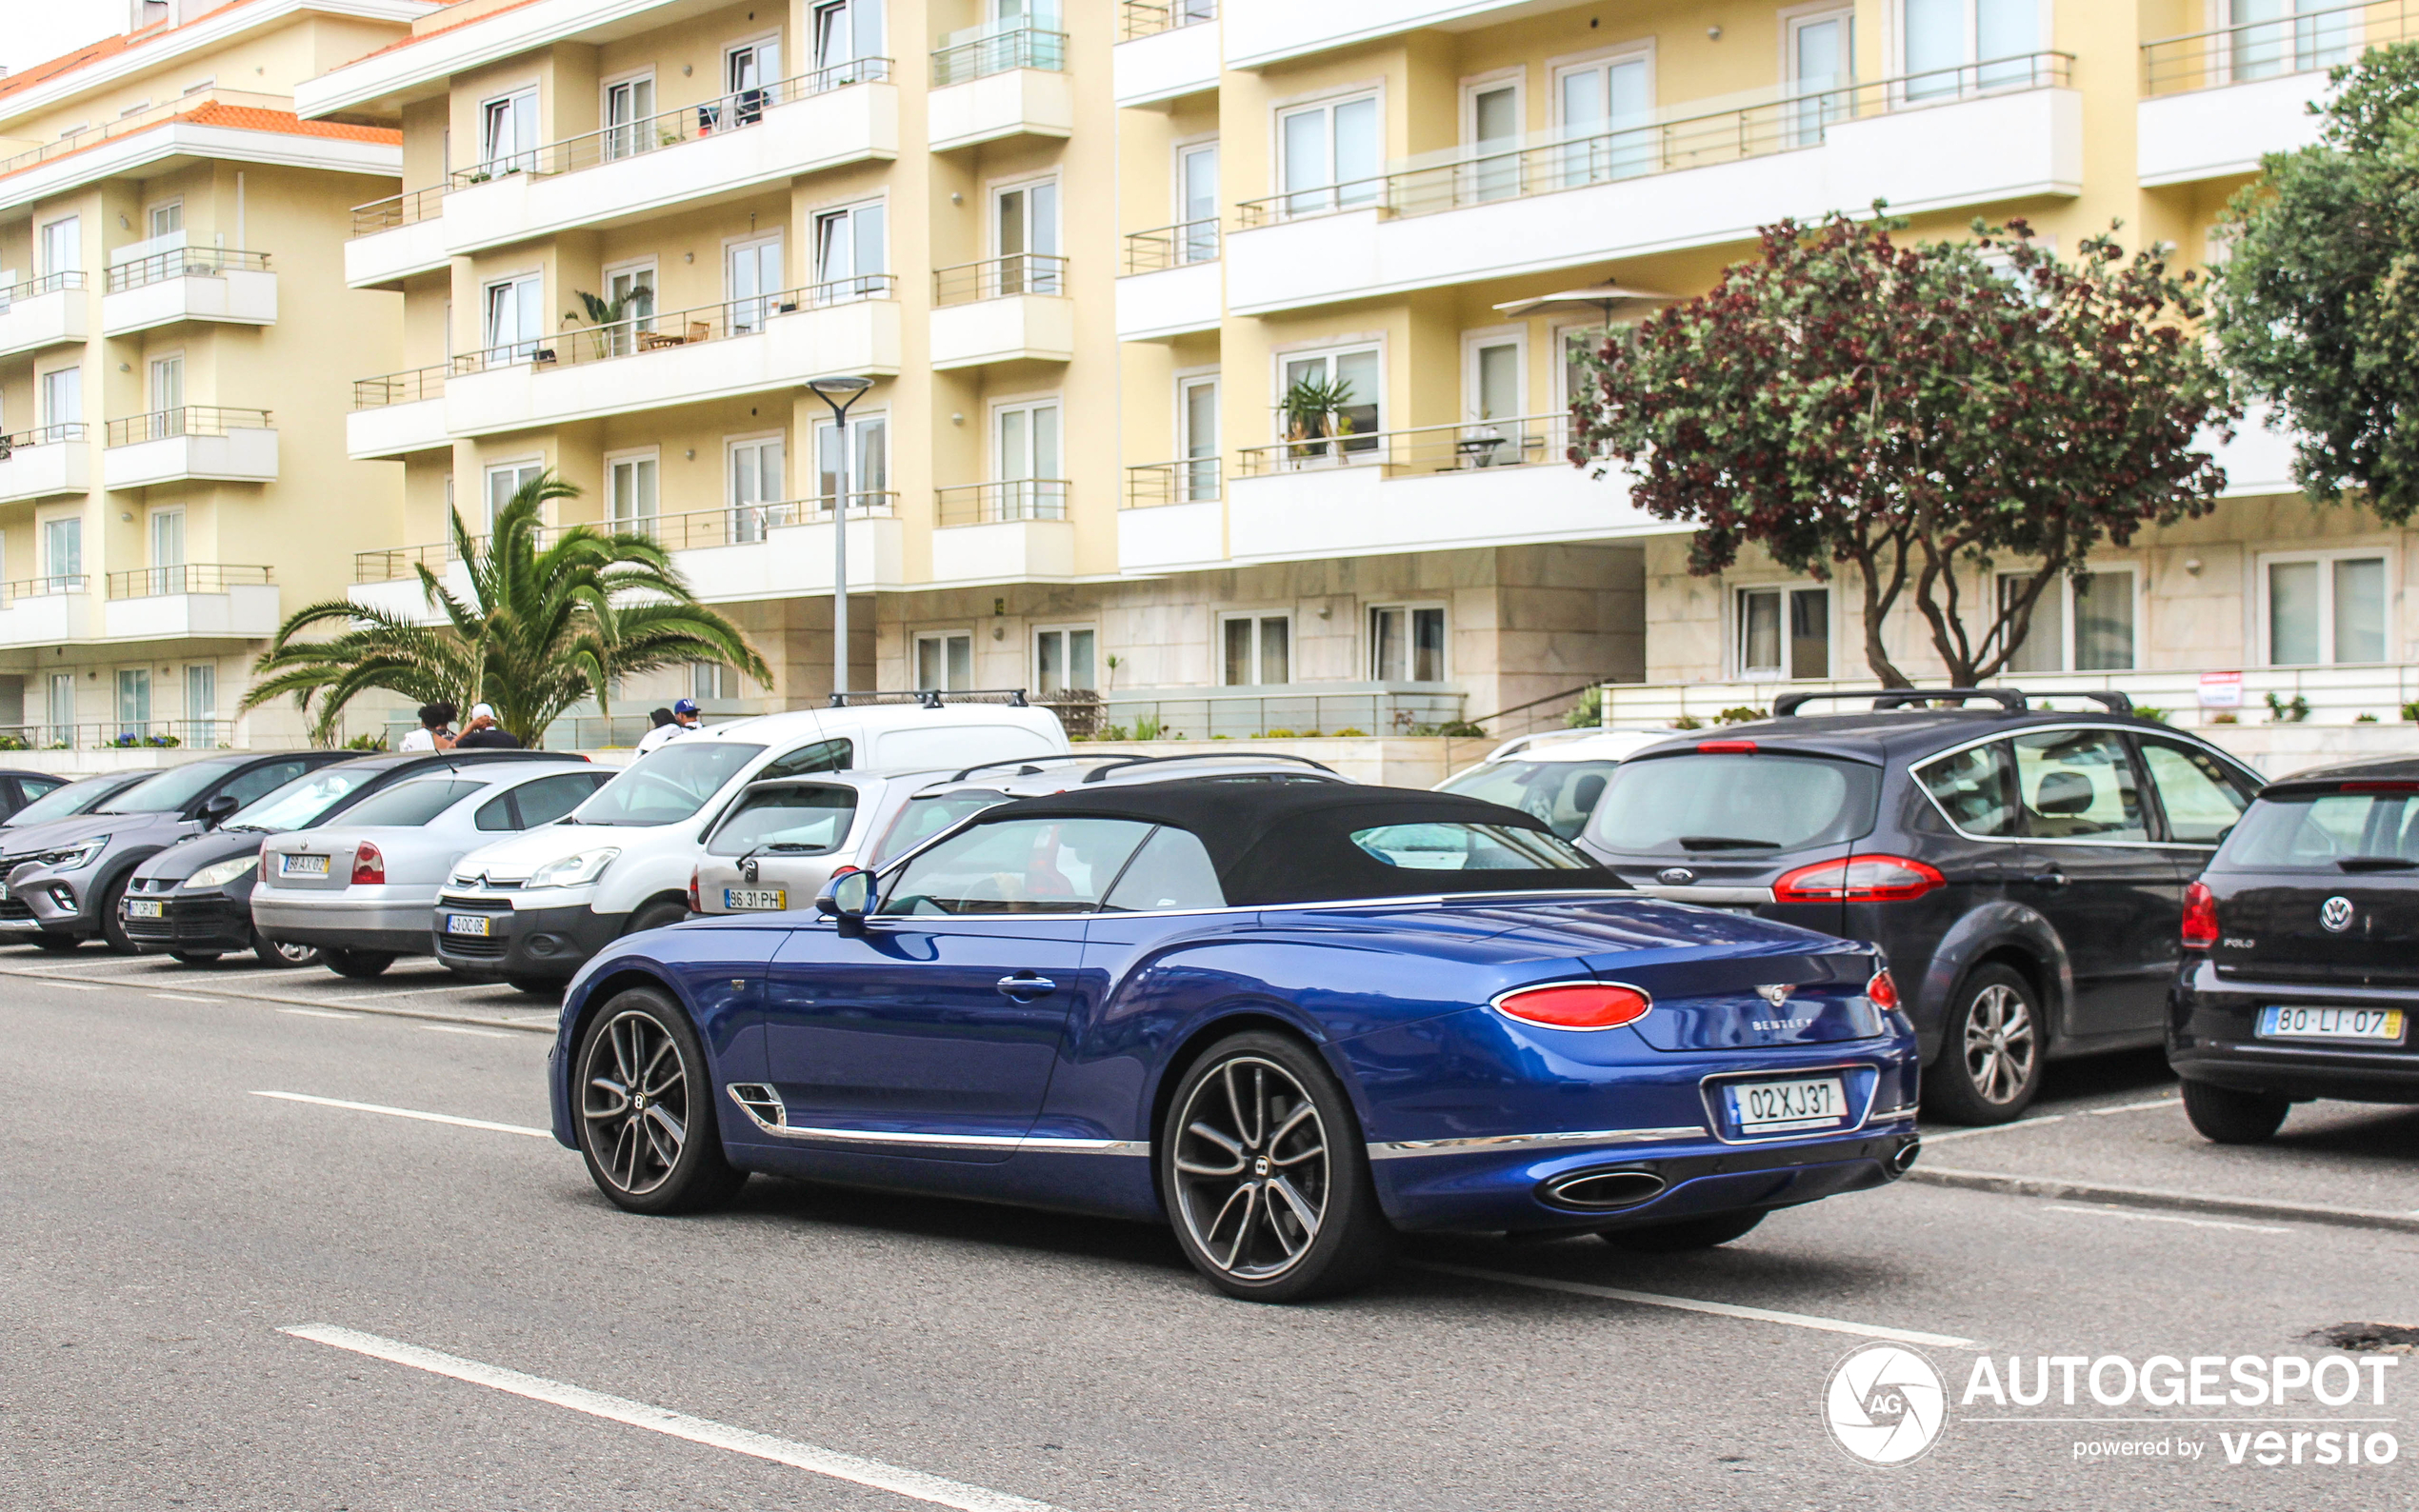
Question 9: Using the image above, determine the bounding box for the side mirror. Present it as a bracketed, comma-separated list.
[814, 867, 873, 938]
[198, 793, 241, 828]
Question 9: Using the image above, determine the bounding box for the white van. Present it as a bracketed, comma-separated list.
[431, 697, 1066, 987]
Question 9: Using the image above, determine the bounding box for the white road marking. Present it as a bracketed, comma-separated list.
[1921, 1115, 2068, 1144]
[277, 1007, 362, 1021]
[248, 1090, 550, 1139]
[1409, 1263, 1979, 1349]
[419, 1025, 509, 1039]
[2047, 1204, 2288, 1234]
[41, 981, 101, 991]
[282, 1325, 1063, 1512]
[2084, 1097, 2183, 1116]
[149, 992, 221, 1005]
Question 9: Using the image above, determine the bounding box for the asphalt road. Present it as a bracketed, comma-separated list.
[5, 948, 2416, 1510]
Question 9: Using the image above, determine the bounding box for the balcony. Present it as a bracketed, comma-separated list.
[1116, 222, 1221, 340]
[650, 497, 908, 602]
[1228, 54, 2080, 314]
[2136, 1, 2402, 186]
[345, 186, 450, 291]
[1222, 0, 1518, 70]
[349, 366, 449, 460]
[929, 22, 1073, 150]
[0, 576, 93, 647]
[1116, 1, 1219, 108]
[1227, 413, 1667, 564]
[0, 425, 91, 503]
[930, 257, 1075, 368]
[932, 481, 1075, 584]
[1121, 458, 1223, 573]
[102, 408, 279, 488]
[443, 282, 902, 437]
[0, 273, 88, 358]
[441, 69, 899, 256]
[101, 249, 275, 337]
[101, 565, 279, 641]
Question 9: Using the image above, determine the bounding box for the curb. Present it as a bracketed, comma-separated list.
[1908, 1164, 2419, 1235]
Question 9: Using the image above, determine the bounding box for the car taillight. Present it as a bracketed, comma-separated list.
[1868, 967, 1900, 1012]
[350, 842, 384, 886]
[1772, 855, 1945, 903]
[687, 865, 701, 913]
[1492, 982, 1653, 1031]
[1696, 740, 1757, 754]
[2182, 881, 2219, 949]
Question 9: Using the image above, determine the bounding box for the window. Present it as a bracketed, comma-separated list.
[39, 216, 79, 277]
[1439, 758, 1624, 840]
[1221, 613, 1290, 686]
[356, 778, 489, 828]
[813, 412, 885, 517]
[1557, 326, 1602, 414]
[1278, 93, 1379, 216]
[1787, 8, 1854, 146]
[730, 434, 787, 539]
[726, 35, 780, 120]
[994, 398, 1063, 518]
[2266, 552, 2388, 666]
[691, 662, 736, 702]
[149, 507, 186, 595]
[1035, 626, 1096, 694]
[1917, 740, 2021, 837]
[482, 273, 543, 358]
[2137, 738, 2251, 846]
[2222, 789, 2419, 871]
[759, 737, 854, 779]
[479, 89, 538, 173]
[150, 353, 184, 414]
[117, 668, 152, 739]
[1351, 823, 1594, 871]
[601, 262, 655, 355]
[42, 515, 82, 587]
[2000, 568, 2135, 673]
[709, 784, 859, 856]
[607, 452, 658, 534]
[813, 0, 886, 80]
[184, 664, 216, 747]
[994, 179, 1061, 293]
[1554, 52, 1651, 185]
[1370, 605, 1446, 682]
[725, 233, 784, 332]
[1593, 753, 1882, 854]
[2010, 728, 2146, 842]
[1278, 346, 1380, 455]
[147, 199, 183, 239]
[1464, 78, 1522, 203]
[813, 200, 887, 300]
[916, 631, 973, 691]
[877, 817, 1158, 916]
[1903, 0, 2039, 98]
[1177, 141, 1219, 261]
[484, 460, 544, 530]
[218, 759, 313, 810]
[1736, 586, 1830, 679]
[46, 673, 74, 739]
[1465, 330, 1525, 465]
[1102, 826, 1226, 911]
[1178, 374, 1218, 501]
[2229, 0, 2353, 83]
[604, 74, 654, 161]
[39, 366, 81, 428]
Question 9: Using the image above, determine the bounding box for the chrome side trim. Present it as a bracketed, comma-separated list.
[1366, 1125, 1706, 1160]
[721, 1086, 1147, 1155]
[1631, 885, 1776, 905]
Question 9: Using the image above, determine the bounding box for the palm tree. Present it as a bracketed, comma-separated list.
[244, 471, 771, 746]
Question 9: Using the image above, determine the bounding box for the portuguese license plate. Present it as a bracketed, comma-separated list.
[2257, 1005, 2404, 1043]
[125, 899, 164, 919]
[280, 853, 330, 876]
[444, 913, 493, 938]
[723, 887, 788, 911]
[1728, 1075, 1849, 1134]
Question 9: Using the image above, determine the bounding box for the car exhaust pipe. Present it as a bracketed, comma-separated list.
[1889, 1138, 1921, 1174]
[1540, 1167, 1668, 1210]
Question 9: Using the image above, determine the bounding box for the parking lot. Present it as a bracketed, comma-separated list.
[4, 942, 2413, 1510]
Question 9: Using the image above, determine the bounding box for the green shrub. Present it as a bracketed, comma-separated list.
[1262, 727, 1298, 739]
[1565, 686, 1606, 729]
[2265, 691, 2311, 724]
[0, 734, 28, 751]
[1331, 726, 1368, 737]
[2131, 706, 2170, 725]
[1672, 714, 1705, 730]
[1711, 706, 1768, 726]
[2357, 712, 2380, 723]
[2209, 711, 2238, 724]
[344, 731, 389, 751]
[1131, 713, 1167, 741]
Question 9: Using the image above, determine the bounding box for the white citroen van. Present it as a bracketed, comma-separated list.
[431, 696, 1066, 987]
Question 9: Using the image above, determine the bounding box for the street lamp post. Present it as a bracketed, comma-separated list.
[807, 374, 874, 702]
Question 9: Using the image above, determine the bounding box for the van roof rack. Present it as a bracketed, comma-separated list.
[1770, 687, 2136, 717]
[1078, 752, 1339, 783]
[947, 752, 1149, 782]
[828, 688, 1030, 709]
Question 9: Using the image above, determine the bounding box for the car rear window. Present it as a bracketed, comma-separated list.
[710, 786, 859, 856]
[228, 766, 384, 832]
[2217, 791, 2419, 871]
[1349, 823, 1593, 870]
[873, 788, 1012, 864]
[339, 779, 487, 827]
[99, 761, 241, 813]
[1589, 754, 1880, 855]
[1438, 759, 1622, 839]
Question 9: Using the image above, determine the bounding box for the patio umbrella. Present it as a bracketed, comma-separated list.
[1491, 282, 1676, 328]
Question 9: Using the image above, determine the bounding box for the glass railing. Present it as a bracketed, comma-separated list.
[2143, 0, 2407, 97]
[106, 248, 269, 293]
[933, 19, 1068, 85]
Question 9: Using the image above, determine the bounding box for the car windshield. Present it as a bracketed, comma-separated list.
[1439, 759, 1623, 839]
[710, 786, 859, 856]
[872, 788, 1013, 865]
[1589, 754, 1881, 855]
[2217, 790, 2419, 871]
[572, 742, 768, 826]
[337, 778, 489, 828]
[98, 761, 241, 814]
[7, 777, 126, 827]
[1349, 823, 1595, 870]
[225, 767, 383, 833]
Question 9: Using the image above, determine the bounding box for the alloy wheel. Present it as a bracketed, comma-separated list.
[581, 1009, 691, 1197]
[1171, 1056, 1330, 1282]
[1962, 983, 2037, 1105]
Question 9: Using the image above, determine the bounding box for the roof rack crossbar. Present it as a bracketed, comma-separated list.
[1772, 686, 2029, 717]
[828, 687, 1030, 709]
[1079, 751, 1341, 784]
[946, 752, 1149, 782]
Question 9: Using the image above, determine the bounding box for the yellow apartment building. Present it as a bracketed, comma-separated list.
[293, 0, 2419, 742]
[0, 0, 420, 749]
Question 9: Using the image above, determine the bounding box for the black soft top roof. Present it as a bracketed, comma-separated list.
[965, 782, 1628, 906]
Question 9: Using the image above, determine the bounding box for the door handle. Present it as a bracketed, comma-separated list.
[995, 973, 1057, 999]
[2028, 869, 2069, 889]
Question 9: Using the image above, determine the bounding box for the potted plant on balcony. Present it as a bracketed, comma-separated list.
[567, 288, 650, 359]
[1280, 373, 1353, 467]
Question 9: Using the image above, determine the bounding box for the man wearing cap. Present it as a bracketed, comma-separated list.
[454, 702, 524, 749]
[634, 698, 701, 754]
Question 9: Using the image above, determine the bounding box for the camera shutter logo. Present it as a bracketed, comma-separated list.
[2321, 895, 2355, 933]
[1824, 1343, 1948, 1465]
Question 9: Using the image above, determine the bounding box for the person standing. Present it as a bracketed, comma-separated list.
[634, 698, 701, 754]
[398, 702, 457, 751]
[454, 703, 524, 748]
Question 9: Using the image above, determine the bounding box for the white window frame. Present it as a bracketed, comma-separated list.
[1459, 69, 1524, 204]
[691, 661, 737, 702]
[37, 364, 81, 428]
[1461, 325, 1528, 424]
[599, 257, 657, 354]
[149, 350, 186, 413]
[483, 458, 546, 531]
[604, 448, 662, 533]
[1033, 623, 1098, 695]
[990, 393, 1064, 517]
[1272, 87, 1383, 217]
[811, 196, 888, 301]
[148, 506, 187, 596]
[38, 215, 80, 277]
[1175, 368, 1220, 502]
[1892, 0, 2045, 97]
[1995, 565, 2141, 674]
[724, 230, 785, 331]
[1781, 3, 1856, 146]
[1732, 580, 1835, 681]
[1548, 42, 1657, 186]
[2258, 546, 2395, 667]
[481, 270, 544, 358]
[1218, 610, 1294, 687]
[1173, 137, 1220, 262]
[476, 86, 539, 174]
[145, 197, 184, 240]
[39, 511, 83, 587]
[1271, 339, 1385, 457]
[812, 408, 887, 518]
[915, 630, 975, 693]
[725, 31, 784, 98]
[1368, 602, 1449, 683]
[727, 429, 790, 537]
[813, 0, 886, 75]
[601, 69, 657, 161]
[990, 174, 1062, 294]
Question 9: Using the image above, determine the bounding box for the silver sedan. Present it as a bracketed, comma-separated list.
[253, 762, 612, 978]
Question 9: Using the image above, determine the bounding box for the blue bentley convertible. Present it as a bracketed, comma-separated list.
[549, 784, 1922, 1302]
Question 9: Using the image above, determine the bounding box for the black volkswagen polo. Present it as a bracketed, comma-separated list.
[2169, 757, 2419, 1143]
[1577, 689, 2265, 1123]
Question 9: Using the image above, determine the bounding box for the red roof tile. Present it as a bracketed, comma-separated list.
[0, 102, 399, 184]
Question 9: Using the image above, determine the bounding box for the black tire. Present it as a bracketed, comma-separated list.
[30, 933, 81, 953]
[624, 899, 690, 936]
[1923, 963, 2045, 1125]
[323, 948, 396, 980]
[252, 929, 320, 969]
[508, 976, 562, 997]
[572, 987, 746, 1216]
[170, 951, 222, 965]
[1159, 1030, 1394, 1303]
[2180, 1079, 2290, 1144]
[97, 876, 138, 955]
[1599, 1209, 1767, 1252]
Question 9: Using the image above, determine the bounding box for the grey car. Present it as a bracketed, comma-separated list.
[254, 762, 613, 977]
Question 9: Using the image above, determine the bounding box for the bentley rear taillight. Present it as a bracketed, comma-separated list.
[1492, 982, 1653, 1031]
[350, 842, 384, 885]
[2182, 881, 2219, 949]
[1772, 855, 1945, 903]
[1868, 967, 1901, 1013]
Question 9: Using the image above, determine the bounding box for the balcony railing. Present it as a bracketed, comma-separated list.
[0, 719, 248, 752]
[350, 183, 450, 237]
[1235, 50, 2075, 227]
[453, 278, 890, 373]
[610, 495, 901, 549]
[104, 406, 272, 448]
[0, 87, 294, 182]
[353, 364, 447, 410]
[1120, 0, 1215, 43]
[937, 480, 1070, 526]
[105, 247, 269, 294]
[1125, 457, 1220, 507]
[1080, 686, 1468, 741]
[0, 269, 86, 308]
[1122, 218, 1220, 273]
[355, 541, 468, 583]
[0, 422, 88, 455]
[106, 564, 272, 599]
[932, 19, 1069, 85]
[933, 254, 1067, 306]
[1235, 412, 1576, 478]
[2143, 0, 2408, 97]
[0, 574, 90, 604]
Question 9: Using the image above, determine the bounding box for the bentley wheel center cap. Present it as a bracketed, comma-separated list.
[1253, 1156, 1270, 1177]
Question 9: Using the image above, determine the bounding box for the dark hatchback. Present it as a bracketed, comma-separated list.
[1577, 689, 2265, 1123]
[2169, 757, 2419, 1143]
